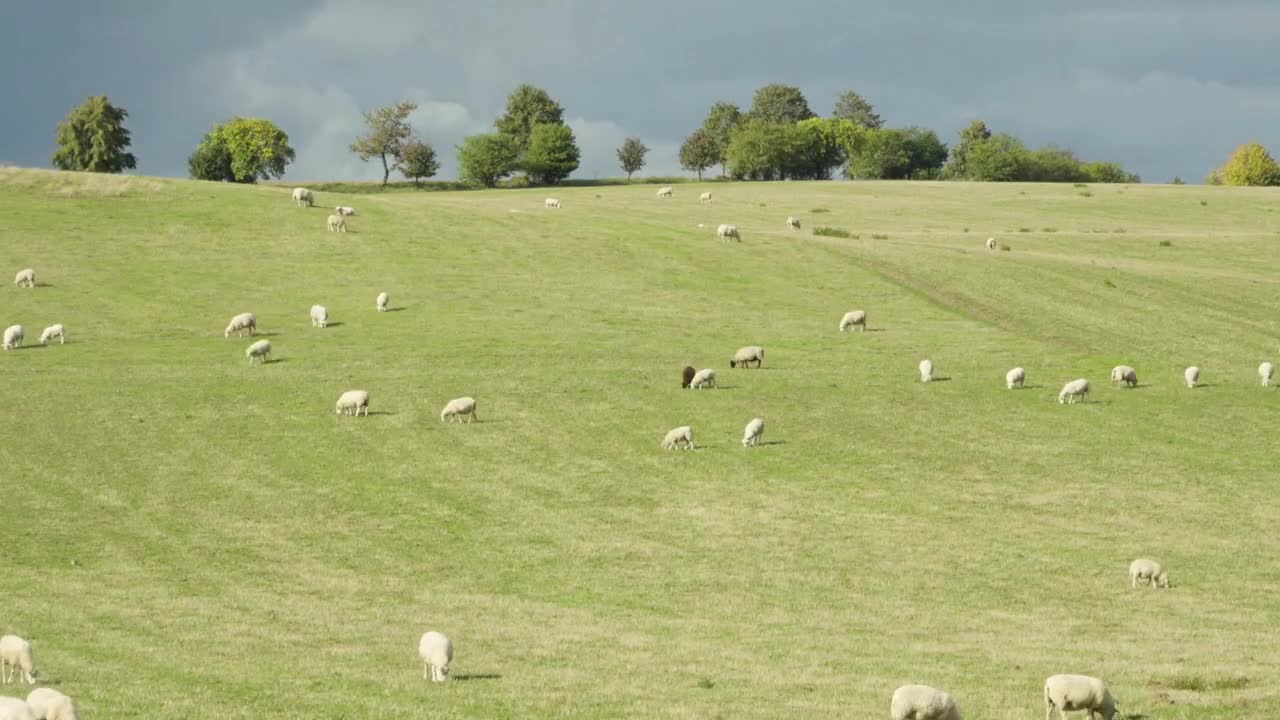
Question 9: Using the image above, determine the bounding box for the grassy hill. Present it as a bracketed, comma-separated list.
[2, 167, 1278, 719]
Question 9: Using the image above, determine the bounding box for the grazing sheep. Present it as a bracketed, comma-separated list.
[839, 310, 867, 332]
[688, 368, 716, 389]
[1110, 365, 1137, 388]
[327, 214, 347, 232]
[224, 312, 256, 338]
[890, 684, 961, 720]
[376, 292, 389, 312]
[26, 688, 76, 720]
[291, 187, 314, 207]
[310, 305, 329, 328]
[656, 186, 673, 198]
[1184, 366, 1200, 388]
[919, 359, 934, 383]
[545, 198, 560, 209]
[681, 365, 696, 389]
[0, 635, 36, 685]
[661, 425, 695, 450]
[3, 325, 24, 351]
[986, 237, 997, 250]
[700, 191, 712, 203]
[13, 269, 35, 288]
[245, 339, 271, 364]
[730, 346, 764, 368]
[786, 216, 800, 230]
[335, 205, 356, 216]
[1043, 674, 1117, 720]
[1006, 366, 1026, 389]
[1129, 558, 1170, 589]
[1058, 378, 1090, 404]
[742, 418, 764, 447]
[440, 396, 477, 423]
[38, 324, 65, 346]
[335, 390, 370, 416]
[716, 224, 740, 241]
[0, 698, 34, 720]
[418, 631, 454, 682]
[1260, 361, 1275, 387]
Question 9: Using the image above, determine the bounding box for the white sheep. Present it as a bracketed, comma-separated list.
[661, 425, 695, 450]
[376, 292, 389, 312]
[545, 198, 560, 209]
[13, 269, 36, 288]
[730, 346, 764, 368]
[1129, 558, 1169, 589]
[0, 635, 36, 685]
[245, 339, 271, 364]
[1110, 365, 1137, 388]
[1043, 674, 1117, 720]
[0, 697, 35, 720]
[310, 305, 328, 328]
[1058, 378, 1090, 404]
[786, 216, 800, 230]
[1006, 366, 1026, 389]
[656, 186, 673, 198]
[336, 390, 370, 416]
[418, 631, 454, 682]
[839, 310, 867, 332]
[700, 191, 712, 203]
[1260, 361, 1275, 387]
[327, 214, 346, 233]
[38, 324, 65, 346]
[716, 224, 740, 241]
[335, 205, 357, 216]
[890, 684, 961, 720]
[26, 688, 76, 720]
[1184, 366, 1200, 388]
[224, 312, 256, 338]
[986, 237, 997, 250]
[3, 325, 24, 351]
[742, 418, 764, 447]
[919, 359, 934, 383]
[688, 368, 716, 389]
[291, 187, 314, 207]
[440, 396, 477, 423]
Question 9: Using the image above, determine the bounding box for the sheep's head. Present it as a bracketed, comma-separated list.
[1099, 691, 1117, 720]
[1157, 571, 1170, 587]
[438, 662, 450, 679]
[729, 360, 738, 368]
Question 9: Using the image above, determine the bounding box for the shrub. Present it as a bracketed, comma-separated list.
[813, 226, 852, 238]
[1078, 190, 1093, 197]
[1159, 240, 1173, 247]
[871, 233, 889, 240]
[811, 207, 830, 213]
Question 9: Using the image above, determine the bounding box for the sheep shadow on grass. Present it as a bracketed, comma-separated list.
[754, 440, 786, 447]
[453, 673, 502, 682]
[263, 357, 288, 364]
[252, 332, 282, 338]
[320, 321, 344, 328]
[363, 411, 397, 417]
[381, 306, 407, 312]
[926, 376, 952, 383]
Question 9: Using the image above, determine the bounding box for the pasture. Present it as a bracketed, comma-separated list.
[2, 167, 1279, 719]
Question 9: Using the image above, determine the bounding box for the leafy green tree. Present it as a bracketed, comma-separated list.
[832, 91, 883, 129]
[901, 127, 948, 179]
[845, 128, 911, 179]
[456, 133, 519, 187]
[1170, 176, 1185, 185]
[964, 133, 1028, 181]
[399, 139, 440, 186]
[350, 100, 418, 184]
[494, 84, 565, 153]
[747, 83, 815, 124]
[789, 118, 846, 180]
[1219, 142, 1280, 186]
[699, 102, 742, 176]
[943, 119, 992, 178]
[1081, 161, 1139, 184]
[616, 137, 649, 180]
[678, 129, 717, 181]
[522, 123, 580, 184]
[1204, 168, 1224, 185]
[51, 95, 137, 173]
[188, 117, 295, 183]
[1023, 146, 1085, 182]
[725, 120, 796, 180]
[187, 136, 234, 182]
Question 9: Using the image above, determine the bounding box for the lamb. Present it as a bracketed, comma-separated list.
[742, 418, 764, 447]
[688, 368, 716, 389]
[376, 292, 389, 312]
[26, 688, 76, 720]
[890, 684, 961, 720]
[440, 396, 477, 423]
[1043, 674, 1117, 720]
[716, 224, 740, 241]
[38, 324, 65, 346]
[786, 216, 801, 230]
[839, 310, 867, 332]
[730, 346, 764, 368]
[545, 198, 560, 209]
[224, 312, 256, 338]
[335, 205, 356, 216]
[1129, 558, 1169, 589]
[292, 187, 314, 207]
[986, 237, 997, 250]
[661, 425, 695, 450]
[656, 186, 673, 198]
[0, 635, 36, 685]
[327, 214, 347, 232]
[335, 390, 370, 416]
[1184, 366, 1200, 388]
[0, 698, 34, 720]
[681, 365, 696, 389]
[3, 325, 24, 351]
[1006, 366, 1026, 389]
[309, 305, 328, 328]
[700, 191, 712, 203]
[1110, 365, 1137, 388]
[919, 359, 934, 383]
[418, 631, 454, 682]
[1260, 361, 1275, 387]
[245, 339, 272, 364]
[1058, 378, 1090, 404]
[13, 269, 35, 288]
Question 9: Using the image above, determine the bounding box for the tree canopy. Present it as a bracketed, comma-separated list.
[832, 91, 883, 129]
[747, 83, 816, 124]
[616, 137, 649, 180]
[1217, 142, 1280, 186]
[52, 95, 137, 173]
[399, 139, 440, 186]
[350, 101, 418, 185]
[679, 130, 717, 181]
[188, 117, 294, 183]
[522, 123, 580, 184]
[456, 133, 520, 187]
[494, 85, 565, 153]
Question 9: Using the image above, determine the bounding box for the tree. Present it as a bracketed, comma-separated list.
[900, 127, 948, 179]
[1081, 161, 1139, 184]
[725, 120, 797, 180]
[832, 91, 883, 129]
[522, 123, 580, 184]
[188, 117, 295, 183]
[456, 133, 519, 187]
[943, 119, 992, 179]
[187, 136, 234, 182]
[1170, 176, 1185, 185]
[700, 102, 742, 176]
[51, 95, 137, 173]
[679, 129, 717, 180]
[846, 128, 911, 179]
[1218, 142, 1280, 186]
[616, 137, 649, 180]
[1023, 146, 1085, 183]
[747, 83, 815, 124]
[494, 84, 565, 153]
[964, 133, 1028, 181]
[399, 139, 440, 186]
[350, 100, 418, 185]
[789, 118, 847, 180]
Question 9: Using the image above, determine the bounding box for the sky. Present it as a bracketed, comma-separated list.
[2, 1, 1279, 184]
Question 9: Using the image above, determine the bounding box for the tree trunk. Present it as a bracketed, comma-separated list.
[697, 169, 703, 181]
[627, 170, 633, 181]
[381, 153, 390, 185]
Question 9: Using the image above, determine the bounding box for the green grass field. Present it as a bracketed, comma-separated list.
[2, 167, 1279, 719]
